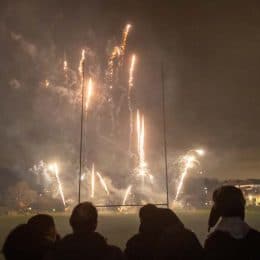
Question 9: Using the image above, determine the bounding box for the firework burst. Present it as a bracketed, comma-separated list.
[175, 149, 205, 201]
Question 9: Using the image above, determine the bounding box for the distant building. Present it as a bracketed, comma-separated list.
[223, 179, 260, 206]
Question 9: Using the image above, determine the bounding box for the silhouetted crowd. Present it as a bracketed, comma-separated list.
[2, 186, 260, 260]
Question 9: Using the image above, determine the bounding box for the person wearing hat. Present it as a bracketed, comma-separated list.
[204, 185, 260, 260]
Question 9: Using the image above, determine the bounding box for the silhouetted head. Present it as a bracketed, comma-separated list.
[208, 185, 246, 232]
[139, 204, 157, 222]
[2, 224, 32, 260]
[157, 208, 184, 231]
[28, 214, 57, 242]
[139, 204, 158, 233]
[70, 202, 98, 233]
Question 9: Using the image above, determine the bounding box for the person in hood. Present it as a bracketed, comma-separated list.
[49, 202, 123, 260]
[125, 204, 160, 259]
[155, 208, 203, 260]
[205, 185, 260, 260]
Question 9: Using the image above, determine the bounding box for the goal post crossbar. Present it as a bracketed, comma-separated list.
[94, 203, 168, 208]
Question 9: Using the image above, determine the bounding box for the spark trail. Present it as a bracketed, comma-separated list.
[128, 55, 136, 156]
[120, 24, 131, 56]
[96, 172, 110, 195]
[175, 149, 205, 201]
[86, 78, 93, 111]
[78, 49, 86, 75]
[134, 109, 153, 191]
[175, 155, 196, 201]
[122, 185, 132, 205]
[91, 164, 95, 198]
[136, 110, 148, 184]
[48, 163, 66, 206]
[106, 46, 121, 89]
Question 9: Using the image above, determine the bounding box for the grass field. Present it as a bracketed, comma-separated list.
[1, 209, 260, 259]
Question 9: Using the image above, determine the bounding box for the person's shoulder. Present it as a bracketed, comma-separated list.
[107, 245, 124, 260]
[206, 230, 226, 240]
[57, 233, 74, 243]
[53, 233, 74, 250]
[91, 231, 106, 239]
[204, 230, 227, 248]
[183, 228, 202, 244]
[183, 228, 198, 238]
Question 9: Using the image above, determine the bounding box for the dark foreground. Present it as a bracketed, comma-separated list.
[1, 209, 260, 259]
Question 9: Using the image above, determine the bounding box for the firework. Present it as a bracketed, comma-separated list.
[44, 79, 50, 88]
[96, 172, 110, 195]
[48, 163, 66, 206]
[78, 49, 86, 75]
[122, 185, 132, 205]
[175, 155, 196, 201]
[80, 173, 86, 181]
[63, 59, 69, 83]
[91, 164, 95, 198]
[136, 111, 147, 178]
[105, 46, 121, 135]
[64, 60, 68, 72]
[175, 149, 205, 201]
[128, 54, 136, 88]
[195, 149, 205, 156]
[86, 78, 93, 111]
[136, 110, 141, 151]
[78, 49, 86, 108]
[106, 46, 121, 89]
[120, 24, 131, 55]
[128, 54, 136, 155]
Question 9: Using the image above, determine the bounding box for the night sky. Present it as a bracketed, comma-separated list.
[1, 0, 260, 179]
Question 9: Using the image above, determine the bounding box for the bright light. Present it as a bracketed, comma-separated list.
[120, 23, 132, 54]
[63, 60, 68, 71]
[129, 54, 136, 89]
[195, 149, 205, 156]
[86, 78, 93, 111]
